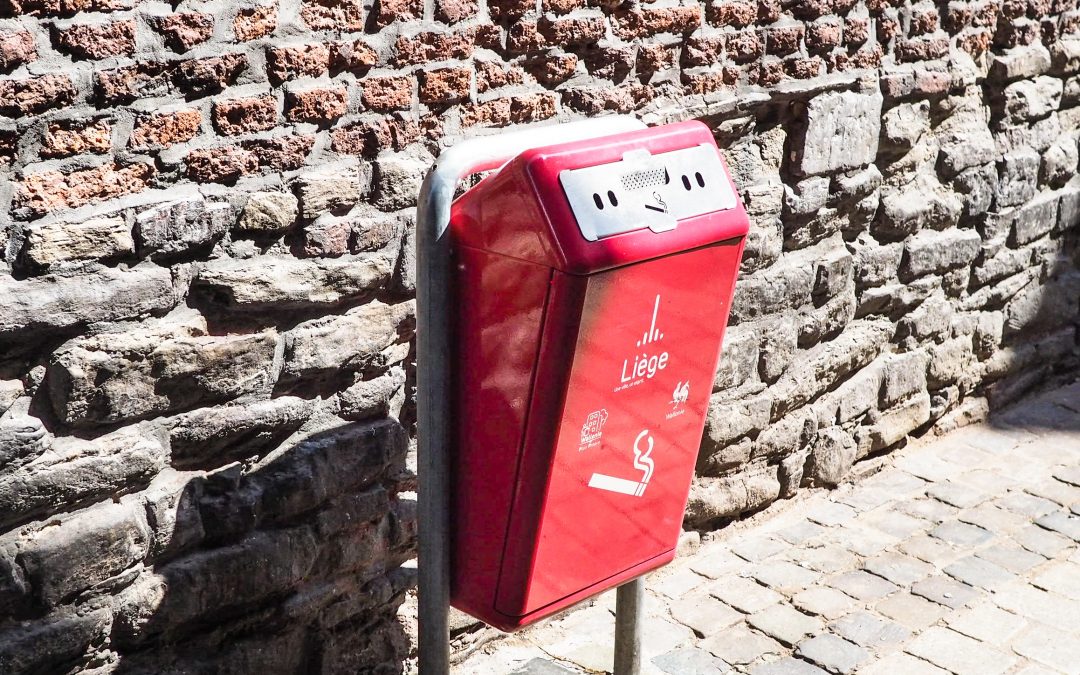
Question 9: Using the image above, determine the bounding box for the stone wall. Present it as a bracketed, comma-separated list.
[0, 0, 1078, 672]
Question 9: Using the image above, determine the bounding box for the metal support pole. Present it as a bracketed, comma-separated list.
[614, 578, 644, 675]
[415, 115, 648, 675]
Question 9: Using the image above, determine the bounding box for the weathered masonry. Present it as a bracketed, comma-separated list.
[0, 0, 1078, 672]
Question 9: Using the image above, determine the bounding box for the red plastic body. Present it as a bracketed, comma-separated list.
[448, 121, 749, 631]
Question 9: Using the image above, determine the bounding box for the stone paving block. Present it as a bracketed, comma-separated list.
[826, 571, 899, 601]
[752, 561, 822, 593]
[944, 555, 1015, 589]
[732, 537, 790, 562]
[911, 575, 983, 609]
[709, 577, 783, 614]
[996, 492, 1059, 518]
[690, 546, 745, 579]
[1013, 523, 1075, 557]
[509, 658, 580, 674]
[532, 607, 615, 673]
[857, 652, 949, 675]
[836, 486, 894, 513]
[861, 470, 927, 497]
[1010, 625, 1080, 674]
[1055, 466, 1080, 487]
[875, 593, 948, 631]
[750, 657, 829, 675]
[787, 546, 859, 574]
[863, 551, 935, 586]
[927, 481, 989, 508]
[642, 617, 697, 663]
[1011, 664, 1069, 675]
[859, 510, 929, 539]
[831, 525, 896, 557]
[652, 647, 730, 675]
[930, 520, 994, 547]
[701, 623, 784, 665]
[992, 583, 1080, 625]
[792, 587, 857, 621]
[944, 602, 1027, 643]
[906, 626, 1016, 675]
[652, 567, 708, 599]
[828, 611, 910, 651]
[956, 468, 1019, 494]
[939, 446, 998, 472]
[948, 425, 1035, 453]
[898, 497, 959, 524]
[1026, 480, 1080, 507]
[900, 534, 963, 566]
[1035, 511, 1080, 541]
[795, 634, 868, 674]
[1031, 561, 1080, 600]
[957, 504, 1030, 535]
[776, 521, 827, 545]
[806, 502, 857, 527]
[748, 603, 823, 647]
[894, 454, 964, 482]
[669, 595, 743, 637]
[974, 543, 1046, 573]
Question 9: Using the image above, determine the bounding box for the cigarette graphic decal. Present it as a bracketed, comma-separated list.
[588, 430, 655, 497]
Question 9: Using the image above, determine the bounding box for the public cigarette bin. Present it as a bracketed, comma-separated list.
[447, 120, 750, 630]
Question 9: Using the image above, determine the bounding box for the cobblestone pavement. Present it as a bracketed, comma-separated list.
[454, 381, 1080, 675]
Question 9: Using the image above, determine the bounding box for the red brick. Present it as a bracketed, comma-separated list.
[150, 13, 214, 52]
[0, 29, 36, 72]
[612, 6, 701, 38]
[419, 67, 471, 103]
[394, 31, 473, 65]
[186, 146, 259, 183]
[896, 35, 949, 61]
[584, 46, 635, 80]
[958, 30, 991, 56]
[213, 95, 278, 135]
[55, 19, 136, 59]
[708, 0, 755, 27]
[41, 119, 112, 158]
[375, 0, 423, 26]
[473, 23, 501, 48]
[0, 73, 76, 117]
[331, 40, 378, 72]
[95, 63, 172, 105]
[750, 59, 785, 86]
[543, 0, 584, 13]
[0, 128, 16, 164]
[267, 43, 330, 84]
[3, 0, 131, 17]
[757, 0, 781, 22]
[15, 162, 154, 217]
[488, 0, 533, 21]
[129, 109, 202, 149]
[1001, 0, 1026, 17]
[910, 8, 939, 35]
[682, 68, 739, 94]
[331, 114, 420, 155]
[460, 93, 556, 127]
[877, 15, 899, 42]
[973, 1, 999, 26]
[636, 44, 676, 73]
[300, 0, 364, 31]
[526, 54, 577, 85]
[806, 19, 841, 51]
[786, 55, 823, 79]
[362, 75, 413, 111]
[791, 0, 831, 19]
[475, 60, 524, 92]
[682, 35, 724, 67]
[285, 85, 349, 122]
[436, 0, 477, 22]
[944, 4, 973, 31]
[845, 18, 869, 45]
[174, 54, 247, 95]
[507, 21, 544, 52]
[561, 84, 652, 114]
[537, 16, 605, 45]
[234, 5, 278, 41]
[727, 29, 763, 62]
[766, 24, 804, 55]
[996, 19, 1041, 47]
[242, 135, 314, 170]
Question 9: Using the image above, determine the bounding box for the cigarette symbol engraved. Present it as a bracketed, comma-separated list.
[587, 430, 655, 497]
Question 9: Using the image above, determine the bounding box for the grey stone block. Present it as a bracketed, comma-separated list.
[795, 634, 868, 674]
[797, 91, 882, 176]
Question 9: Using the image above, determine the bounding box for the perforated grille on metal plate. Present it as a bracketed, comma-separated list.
[620, 168, 668, 191]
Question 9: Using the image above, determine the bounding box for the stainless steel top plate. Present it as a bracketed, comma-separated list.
[558, 144, 737, 242]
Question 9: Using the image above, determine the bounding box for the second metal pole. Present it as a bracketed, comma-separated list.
[614, 578, 644, 675]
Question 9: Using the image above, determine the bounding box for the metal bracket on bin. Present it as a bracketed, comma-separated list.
[415, 115, 649, 674]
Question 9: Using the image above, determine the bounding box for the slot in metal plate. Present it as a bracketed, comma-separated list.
[558, 144, 737, 242]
